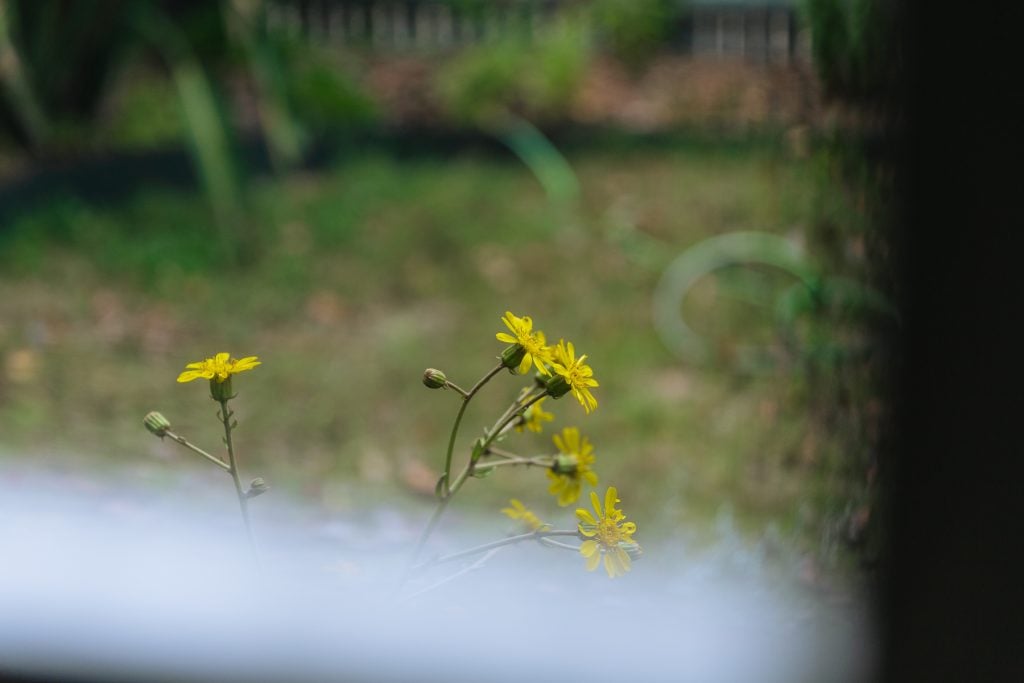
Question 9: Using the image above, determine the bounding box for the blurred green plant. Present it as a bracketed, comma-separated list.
[653, 230, 896, 375]
[0, 0, 134, 150]
[1, 0, 377, 265]
[436, 15, 591, 127]
[435, 16, 589, 235]
[0, 1, 49, 148]
[799, 0, 902, 103]
[591, 0, 684, 71]
[282, 46, 377, 132]
[133, 2, 252, 265]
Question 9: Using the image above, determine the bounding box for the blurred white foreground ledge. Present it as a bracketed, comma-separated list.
[0, 462, 876, 683]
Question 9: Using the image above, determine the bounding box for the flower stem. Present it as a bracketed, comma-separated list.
[478, 390, 547, 457]
[403, 376, 549, 590]
[218, 397, 258, 564]
[440, 362, 504, 496]
[443, 380, 470, 398]
[537, 537, 583, 551]
[452, 390, 548, 497]
[164, 429, 231, 471]
[472, 455, 552, 472]
[411, 529, 581, 572]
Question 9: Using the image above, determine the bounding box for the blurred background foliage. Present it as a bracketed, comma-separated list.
[800, 0, 902, 104]
[0, 0, 899, 585]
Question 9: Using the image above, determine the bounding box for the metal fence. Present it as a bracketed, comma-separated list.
[267, 0, 806, 62]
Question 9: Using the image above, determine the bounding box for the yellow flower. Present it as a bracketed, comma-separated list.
[516, 396, 554, 433]
[496, 311, 552, 375]
[501, 499, 550, 532]
[549, 339, 598, 414]
[177, 353, 261, 383]
[546, 426, 598, 507]
[576, 486, 638, 578]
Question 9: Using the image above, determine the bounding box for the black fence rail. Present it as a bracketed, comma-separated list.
[267, 0, 807, 63]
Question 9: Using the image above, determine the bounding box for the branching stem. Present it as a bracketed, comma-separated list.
[218, 397, 259, 564]
[412, 529, 581, 573]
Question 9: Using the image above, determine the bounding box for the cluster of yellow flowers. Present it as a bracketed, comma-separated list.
[496, 311, 599, 415]
[497, 311, 640, 578]
[169, 310, 640, 581]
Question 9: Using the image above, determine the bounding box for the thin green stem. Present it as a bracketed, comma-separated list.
[444, 381, 470, 398]
[538, 537, 583, 551]
[406, 496, 451, 578]
[479, 390, 547, 456]
[446, 389, 548, 499]
[485, 446, 522, 459]
[219, 398, 258, 562]
[485, 447, 520, 460]
[472, 455, 552, 472]
[403, 375, 548, 586]
[440, 362, 504, 496]
[411, 529, 581, 572]
[164, 429, 231, 471]
[400, 547, 504, 603]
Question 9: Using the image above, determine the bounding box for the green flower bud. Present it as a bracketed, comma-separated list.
[551, 453, 579, 475]
[143, 411, 171, 438]
[209, 376, 235, 402]
[245, 477, 270, 499]
[422, 368, 448, 389]
[500, 344, 526, 373]
[545, 373, 571, 399]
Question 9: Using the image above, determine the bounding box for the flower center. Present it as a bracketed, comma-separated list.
[565, 364, 585, 387]
[596, 518, 626, 548]
[520, 333, 543, 354]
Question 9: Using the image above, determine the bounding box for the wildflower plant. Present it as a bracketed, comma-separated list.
[143, 352, 267, 561]
[407, 311, 640, 586]
[139, 314, 640, 587]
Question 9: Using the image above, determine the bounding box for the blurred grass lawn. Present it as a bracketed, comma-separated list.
[0, 138, 874, 566]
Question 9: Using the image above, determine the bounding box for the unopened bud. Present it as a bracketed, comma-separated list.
[544, 373, 571, 399]
[500, 344, 526, 373]
[245, 477, 270, 498]
[551, 453, 579, 475]
[143, 411, 171, 438]
[422, 368, 448, 389]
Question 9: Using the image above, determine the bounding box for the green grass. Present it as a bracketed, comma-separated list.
[0, 139, 882, 574]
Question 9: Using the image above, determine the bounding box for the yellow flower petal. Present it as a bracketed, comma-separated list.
[576, 508, 597, 526]
[178, 353, 260, 386]
[517, 354, 531, 374]
[585, 550, 602, 572]
[613, 547, 632, 574]
[605, 487, 619, 515]
[232, 357, 261, 372]
[580, 540, 599, 558]
[176, 370, 207, 383]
